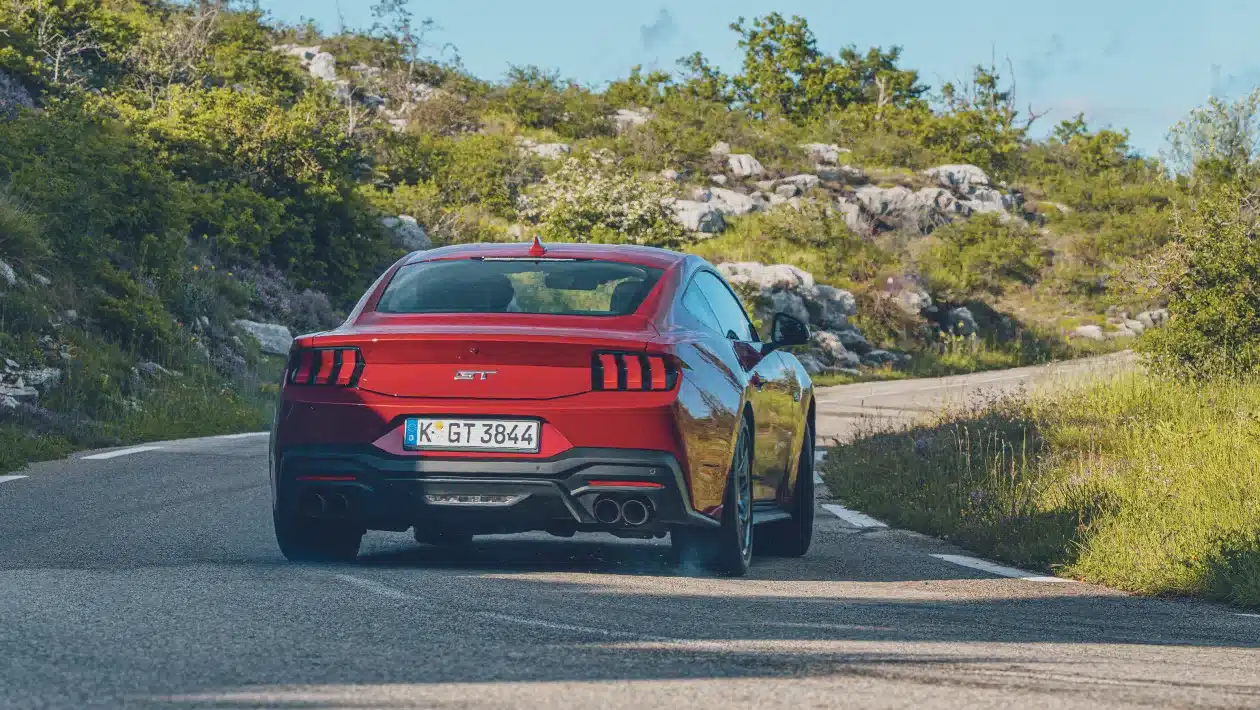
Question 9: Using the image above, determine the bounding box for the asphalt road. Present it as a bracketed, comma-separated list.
[3, 351, 1259, 710]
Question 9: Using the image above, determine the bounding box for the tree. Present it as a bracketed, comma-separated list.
[671, 51, 733, 105]
[727, 13, 924, 121]
[1166, 88, 1260, 185]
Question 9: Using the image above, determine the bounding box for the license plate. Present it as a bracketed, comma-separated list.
[403, 418, 541, 453]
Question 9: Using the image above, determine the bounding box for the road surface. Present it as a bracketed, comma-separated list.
[2, 352, 1258, 709]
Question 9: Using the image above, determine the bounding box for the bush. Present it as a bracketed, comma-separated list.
[915, 214, 1046, 301]
[0, 187, 47, 263]
[1139, 188, 1260, 377]
[523, 158, 685, 246]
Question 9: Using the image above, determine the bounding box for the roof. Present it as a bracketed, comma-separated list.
[403, 241, 690, 270]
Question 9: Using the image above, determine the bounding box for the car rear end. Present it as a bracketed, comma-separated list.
[269, 245, 716, 553]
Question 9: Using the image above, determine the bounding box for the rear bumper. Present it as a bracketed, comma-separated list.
[273, 446, 718, 537]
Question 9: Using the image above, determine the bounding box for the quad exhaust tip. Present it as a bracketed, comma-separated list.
[621, 498, 651, 526]
[300, 490, 350, 519]
[593, 497, 622, 525]
[592, 496, 654, 527]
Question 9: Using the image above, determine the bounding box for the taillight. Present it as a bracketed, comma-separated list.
[286, 348, 364, 387]
[592, 351, 678, 392]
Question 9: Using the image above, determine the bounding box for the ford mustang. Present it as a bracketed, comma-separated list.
[269, 238, 816, 575]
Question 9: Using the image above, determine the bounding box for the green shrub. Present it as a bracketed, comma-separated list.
[1139, 187, 1260, 377]
[0, 187, 47, 263]
[523, 158, 685, 246]
[916, 214, 1046, 301]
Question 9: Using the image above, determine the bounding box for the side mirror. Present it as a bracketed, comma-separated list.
[763, 312, 810, 353]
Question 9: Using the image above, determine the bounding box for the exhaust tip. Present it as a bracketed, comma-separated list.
[325, 491, 350, 518]
[593, 497, 622, 525]
[300, 491, 328, 518]
[621, 498, 652, 526]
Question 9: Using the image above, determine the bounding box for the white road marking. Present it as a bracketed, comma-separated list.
[0, 475, 28, 484]
[81, 446, 163, 460]
[930, 554, 1073, 583]
[1236, 613, 1260, 619]
[212, 432, 269, 440]
[821, 503, 888, 529]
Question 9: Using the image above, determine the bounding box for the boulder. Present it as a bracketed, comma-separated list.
[0, 259, 14, 287]
[807, 285, 857, 329]
[853, 185, 969, 233]
[800, 143, 849, 165]
[816, 164, 865, 183]
[0, 70, 34, 119]
[1123, 318, 1145, 335]
[862, 349, 898, 367]
[945, 306, 979, 337]
[382, 215, 431, 251]
[775, 183, 800, 198]
[726, 153, 764, 178]
[137, 362, 174, 379]
[811, 331, 861, 369]
[307, 52, 338, 82]
[1072, 325, 1105, 341]
[613, 108, 653, 133]
[778, 174, 821, 192]
[766, 290, 810, 325]
[705, 187, 767, 217]
[710, 174, 728, 186]
[717, 263, 814, 292]
[525, 142, 571, 160]
[659, 169, 681, 182]
[835, 198, 875, 235]
[22, 368, 62, 393]
[669, 200, 725, 233]
[923, 164, 993, 195]
[709, 141, 731, 156]
[796, 352, 830, 375]
[233, 320, 294, 356]
[833, 328, 874, 355]
[1136, 309, 1170, 328]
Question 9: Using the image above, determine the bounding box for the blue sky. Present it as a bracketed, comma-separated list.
[259, 0, 1260, 157]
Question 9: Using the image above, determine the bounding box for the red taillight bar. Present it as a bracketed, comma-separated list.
[287, 347, 364, 387]
[592, 351, 678, 392]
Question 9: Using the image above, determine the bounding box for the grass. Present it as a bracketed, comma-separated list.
[821, 370, 1260, 610]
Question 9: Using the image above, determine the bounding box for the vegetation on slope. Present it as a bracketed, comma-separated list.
[0, 0, 1208, 472]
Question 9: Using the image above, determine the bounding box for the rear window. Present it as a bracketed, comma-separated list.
[375, 258, 665, 316]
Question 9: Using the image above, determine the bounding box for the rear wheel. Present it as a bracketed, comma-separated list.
[757, 419, 815, 557]
[672, 418, 754, 577]
[274, 506, 363, 563]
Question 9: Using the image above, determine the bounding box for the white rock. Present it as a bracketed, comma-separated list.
[710, 141, 731, 156]
[779, 174, 821, 192]
[23, 368, 61, 393]
[775, 183, 800, 198]
[233, 320, 294, 356]
[387, 118, 409, 132]
[527, 142, 571, 160]
[382, 215, 431, 251]
[832, 328, 873, 355]
[797, 352, 830, 375]
[669, 200, 725, 233]
[307, 52, 338, 82]
[1123, 318, 1145, 335]
[613, 108, 653, 133]
[1072, 325, 1106, 341]
[835, 198, 874, 235]
[0, 260, 14, 287]
[718, 262, 815, 292]
[726, 153, 765, 178]
[32, 274, 50, 287]
[706, 187, 766, 217]
[710, 174, 728, 186]
[659, 169, 681, 182]
[0, 69, 35, 118]
[800, 143, 849, 164]
[923, 164, 993, 194]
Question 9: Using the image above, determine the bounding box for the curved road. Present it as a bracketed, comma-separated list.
[2, 352, 1258, 709]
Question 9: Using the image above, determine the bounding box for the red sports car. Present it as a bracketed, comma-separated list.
[269, 239, 817, 576]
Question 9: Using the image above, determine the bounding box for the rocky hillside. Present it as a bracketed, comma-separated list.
[0, 2, 1186, 468]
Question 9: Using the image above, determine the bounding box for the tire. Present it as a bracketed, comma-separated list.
[757, 419, 815, 557]
[413, 528, 475, 547]
[671, 417, 754, 577]
[274, 506, 363, 563]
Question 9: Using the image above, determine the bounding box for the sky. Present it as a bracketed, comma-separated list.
[259, 0, 1260, 157]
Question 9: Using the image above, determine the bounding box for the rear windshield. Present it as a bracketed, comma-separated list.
[375, 258, 665, 316]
